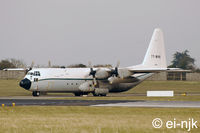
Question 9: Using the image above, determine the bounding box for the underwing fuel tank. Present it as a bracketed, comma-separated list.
[79, 81, 95, 92]
[94, 88, 109, 95]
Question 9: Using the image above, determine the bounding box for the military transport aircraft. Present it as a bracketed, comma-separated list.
[17, 28, 179, 96]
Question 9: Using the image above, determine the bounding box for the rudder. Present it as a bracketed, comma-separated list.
[142, 28, 167, 68]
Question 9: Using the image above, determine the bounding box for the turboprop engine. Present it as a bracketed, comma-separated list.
[95, 69, 109, 79]
[87, 61, 133, 85]
[88, 62, 110, 86]
[118, 68, 132, 79]
[108, 68, 132, 84]
[108, 76, 119, 84]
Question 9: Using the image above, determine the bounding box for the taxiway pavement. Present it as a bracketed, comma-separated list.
[0, 97, 200, 108]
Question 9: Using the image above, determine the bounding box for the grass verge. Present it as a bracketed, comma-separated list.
[0, 106, 200, 133]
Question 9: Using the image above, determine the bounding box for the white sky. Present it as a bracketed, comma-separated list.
[0, 0, 200, 67]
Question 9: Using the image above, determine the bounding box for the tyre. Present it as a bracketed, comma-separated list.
[32, 91, 40, 97]
[100, 94, 107, 97]
[92, 93, 99, 97]
[74, 93, 81, 96]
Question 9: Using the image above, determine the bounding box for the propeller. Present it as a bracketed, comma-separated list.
[88, 61, 97, 86]
[25, 61, 34, 74]
[109, 61, 132, 83]
[30, 61, 34, 70]
[108, 61, 121, 84]
[110, 60, 120, 77]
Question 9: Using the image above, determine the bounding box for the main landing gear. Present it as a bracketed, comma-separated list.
[32, 91, 40, 97]
[74, 92, 89, 96]
[74, 93, 81, 96]
[74, 92, 107, 97]
[92, 93, 107, 97]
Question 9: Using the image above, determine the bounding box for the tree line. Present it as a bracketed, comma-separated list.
[0, 59, 26, 70]
[168, 50, 199, 72]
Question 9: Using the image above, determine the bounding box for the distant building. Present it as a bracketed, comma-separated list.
[147, 72, 200, 81]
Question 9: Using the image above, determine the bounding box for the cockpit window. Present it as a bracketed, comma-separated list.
[33, 71, 40, 76]
[27, 72, 33, 75]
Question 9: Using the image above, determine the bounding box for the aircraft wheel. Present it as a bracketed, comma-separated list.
[32, 91, 40, 97]
[82, 92, 89, 95]
[92, 93, 99, 97]
[74, 93, 81, 96]
[100, 94, 107, 97]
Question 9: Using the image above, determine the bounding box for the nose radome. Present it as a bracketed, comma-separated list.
[19, 78, 31, 90]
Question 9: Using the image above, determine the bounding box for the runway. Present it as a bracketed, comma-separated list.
[0, 99, 138, 106]
[92, 101, 200, 108]
[0, 98, 200, 108]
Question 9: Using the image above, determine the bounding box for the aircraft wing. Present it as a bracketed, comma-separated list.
[97, 67, 190, 80]
[3, 68, 26, 71]
[127, 67, 191, 73]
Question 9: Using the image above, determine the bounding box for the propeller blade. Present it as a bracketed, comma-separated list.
[116, 60, 120, 68]
[25, 69, 29, 74]
[88, 61, 92, 68]
[31, 61, 34, 68]
[30, 61, 34, 69]
[88, 61, 97, 86]
[110, 60, 120, 77]
[115, 67, 118, 77]
[93, 78, 97, 86]
[48, 60, 51, 68]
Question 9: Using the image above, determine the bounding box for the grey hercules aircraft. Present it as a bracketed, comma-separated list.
[18, 28, 179, 96]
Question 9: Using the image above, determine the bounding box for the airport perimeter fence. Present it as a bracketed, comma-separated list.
[147, 72, 200, 81]
[0, 70, 25, 79]
[0, 70, 200, 81]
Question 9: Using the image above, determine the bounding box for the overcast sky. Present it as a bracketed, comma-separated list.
[0, 0, 199, 67]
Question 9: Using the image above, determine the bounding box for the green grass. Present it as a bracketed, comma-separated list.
[0, 80, 200, 133]
[0, 79, 31, 96]
[0, 106, 199, 133]
[128, 81, 200, 94]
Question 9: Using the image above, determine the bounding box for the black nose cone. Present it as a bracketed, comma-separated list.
[19, 78, 31, 90]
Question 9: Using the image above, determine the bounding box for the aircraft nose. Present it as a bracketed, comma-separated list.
[19, 78, 31, 90]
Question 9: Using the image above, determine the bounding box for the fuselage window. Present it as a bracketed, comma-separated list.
[27, 72, 33, 75]
[71, 83, 73, 85]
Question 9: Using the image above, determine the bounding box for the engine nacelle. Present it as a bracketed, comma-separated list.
[95, 69, 109, 79]
[79, 81, 94, 92]
[108, 76, 120, 84]
[118, 69, 132, 79]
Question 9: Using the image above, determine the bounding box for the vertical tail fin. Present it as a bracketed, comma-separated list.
[142, 28, 167, 68]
